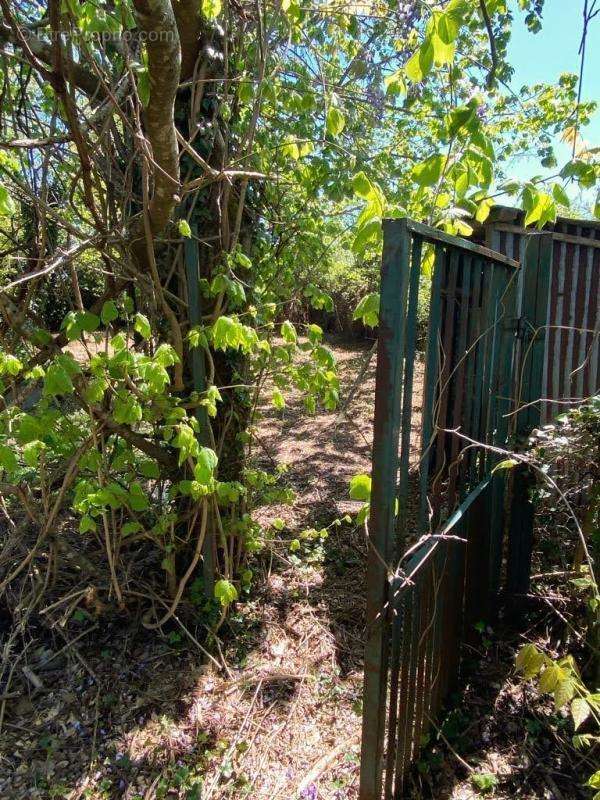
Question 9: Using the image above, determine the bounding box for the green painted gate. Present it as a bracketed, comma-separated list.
[359, 218, 555, 800]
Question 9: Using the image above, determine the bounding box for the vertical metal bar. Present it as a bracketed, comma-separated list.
[394, 587, 415, 797]
[576, 238, 594, 399]
[558, 235, 575, 410]
[410, 569, 430, 765]
[359, 219, 412, 800]
[383, 579, 404, 800]
[551, 236, 567, 419]
[506, 465, 536, 603]
[396, 236, 422, 543]
[583, 241, 600, 399]
[448, 255, 472, 508]
[519, 235, 553, 435]
[432, 250, 460, 516]
[488, 266, 519, 608]
[419, 246, 445, 534]
[395, 585, 419, 798]
[477, 261, 496, 479]
[462, 259, 483, 490]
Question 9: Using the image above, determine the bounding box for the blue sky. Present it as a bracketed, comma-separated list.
[505, 0, 599, 196]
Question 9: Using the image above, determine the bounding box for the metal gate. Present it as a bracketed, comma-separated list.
[358, 217, 599, 799]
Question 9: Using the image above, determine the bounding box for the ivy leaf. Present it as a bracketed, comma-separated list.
[62, 310, 100, 340]
[139, 459, 160, 479]
[516, 644, 545, 679]
[0, 445, 18, 473]
[84, 377, 108, 404]
[194, 446, 218, 483]
[101, 300, 119, 325]
[178, 219, 192, 238]
[571, 697, 590, 731]
[272, 388, 286, 410]
[353, 293, 380, 327]
[128, 482, 149, 511]
[22, 440, 43, 466]
[113, 393, 143, 425]
[349, 474, 371, 502]
[492, 458, 518, 473]
[202, 0, 222, 18]
[79, 514, 97, 534]
[281, 320, 297, 344]
[214, 579, 237, 607]
[44, 362, 74, 397]
[134, 313, 152, 340]
[0, 183, 15, 216]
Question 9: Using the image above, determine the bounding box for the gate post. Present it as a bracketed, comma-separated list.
[359, 219, 411, 800]
[506, 234, 552, 604]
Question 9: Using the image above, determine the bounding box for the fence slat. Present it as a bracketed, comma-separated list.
[360, 219, 412, 800]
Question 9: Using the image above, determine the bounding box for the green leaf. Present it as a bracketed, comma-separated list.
[202, 0, 222, 17]
[0, 445, 17, 473]
[23, 440, 45, 466]
[194, 446, 218, 483]
[214, 579, 237, 607]
[349, 474, 371, 502]
[122, 521, 142, 537]
[326, 105, 345, 137]
[44, 363, 74, 397]
[412, 154, 445, 187]
[554, 676, 576, 709]
[272, 389, 286, 410]
[471, 772, 498, 793]
[272, 517, 285, 530]
[571, 697, 590, 731]
[352, 171, 373, 199]
[178, 219, 192, 238]
[79, 514, 97, 534]
[134, 313, 152, 340]
[516, 644, 545, 679]
[101, 300, 119, 325]
[447, 104, 477, 138]
[0, 183, 15, 216]
[61, 310, 100, 340]
[128, 482, 149, 511]
[84, 376, 108, 404]
[384, 69, 406, 96]
[113, 393, 143, 425]
[353, 293, 380, 328]
[139, 459, 160, 479]
[405, 38, 434, 83]
[281, 320, 297, 344]
[552, 183, 570, 208]
[539, 664, 563, 694]
[587, 771, 600, 789]
[492, 458, 518, 473]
